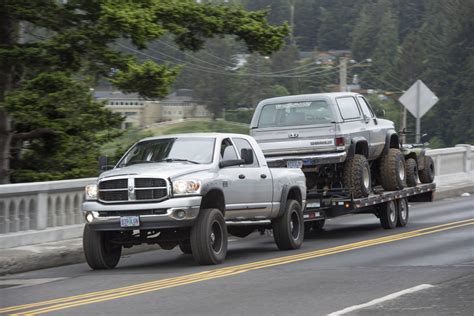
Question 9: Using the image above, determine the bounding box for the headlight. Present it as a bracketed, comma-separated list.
[173, 180, 201, 195]
[85, 184, 98, 200]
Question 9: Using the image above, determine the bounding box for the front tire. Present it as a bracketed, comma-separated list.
[405, 158, 418, 187]
[379, 149, 406, 191]
[379, 200, 398, 229]
[397, 198, 409, 227]
[273, 200, 304, 250]
[190, 208, 227, 265]
[83, 225, 122, 270]
[343, 154, 372, 198]
[419, 156, 435, 183]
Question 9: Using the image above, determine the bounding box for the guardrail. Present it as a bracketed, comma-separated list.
[0, 145, 472, 248]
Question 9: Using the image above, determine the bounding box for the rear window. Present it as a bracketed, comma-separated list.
[258, 100, 334, 128]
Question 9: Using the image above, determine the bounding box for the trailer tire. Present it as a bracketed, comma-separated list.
[273, 200, 304, 250]
[190, 208, 227, 265]
[379, 200, 398, 229]
[419, 156, 435, 183]
[83, 225, 122, 270]
[379, 149, 406, 191]
[397, 198, 409, 227]
[405, 158, 418, 187]
[343, 154, 371, 198]
[178, 239, 192, 254]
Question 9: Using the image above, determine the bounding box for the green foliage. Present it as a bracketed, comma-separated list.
[224, 109, 255, 124]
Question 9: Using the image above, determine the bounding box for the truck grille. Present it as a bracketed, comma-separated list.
[98, 178, 168, 203]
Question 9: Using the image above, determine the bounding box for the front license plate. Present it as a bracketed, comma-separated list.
[287, 160, 303, 168]
[120, 216, 140, 228]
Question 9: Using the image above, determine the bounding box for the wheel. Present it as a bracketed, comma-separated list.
[343, 154, 372, 198]
[418, 156, 435, 183]
[379, 200, 398, 229]
[379, 148, 406, 191]
[190, 208, 227, 265]
[272, 199, 304, 250]
[405, 158, 418, 187]
[397, 198, 409, 227]
[178, 239, 192, 254]
[83, 225, 122, 270]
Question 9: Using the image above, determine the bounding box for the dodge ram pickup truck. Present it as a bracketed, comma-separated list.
[82, 133, 306, 268]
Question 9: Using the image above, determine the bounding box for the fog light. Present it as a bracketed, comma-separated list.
[175, 209, 186, 219]
[86, 212, 94, 223]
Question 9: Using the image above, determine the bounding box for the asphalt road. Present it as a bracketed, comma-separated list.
[1, 196, 473, 316]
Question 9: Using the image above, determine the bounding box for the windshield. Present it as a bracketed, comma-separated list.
[118, 137, 215, 167]
[258, 100, 334, 128]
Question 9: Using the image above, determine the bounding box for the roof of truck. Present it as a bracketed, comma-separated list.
[140, 133, 251, 142]
[256, 92, 360, 106]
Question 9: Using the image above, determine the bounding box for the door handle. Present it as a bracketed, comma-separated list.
[239, 174, 245, 179]
[260, 174, 267, 179]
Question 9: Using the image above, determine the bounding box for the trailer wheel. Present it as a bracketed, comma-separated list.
[379, 149, 406, 191]
[178, 239, 192, 254]
[190, 208, 227, 265]
[273, 200, 304, 250]
[397, 198, 409, 227]
[419, 156, 435, 183]
[83, 225, 122, 270]
[343, 154, 372, 198]
[379, 200, 398, 229]
[405, 158, 418, 187]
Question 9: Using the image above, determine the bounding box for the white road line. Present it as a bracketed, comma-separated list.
[327, 284, 434, 316]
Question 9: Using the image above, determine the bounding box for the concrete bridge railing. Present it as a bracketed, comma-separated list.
[0, 145, 472, 248]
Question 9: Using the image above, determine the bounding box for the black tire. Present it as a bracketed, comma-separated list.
[178, 239, 192, 254]
[83, 225, 122, 270]
[272, 200, 304, 250]
[397, 198, 409, 227]
[379, 148, 406, 191]
[343, 154, 372, 198]
[419, 156, 435, 183]
[379, 200, 398, 229]
[405, 158, 418, 187]
[190, 208, 227, 265]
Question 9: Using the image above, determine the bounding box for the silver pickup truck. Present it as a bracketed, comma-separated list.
[250, 92, 406, 198]
[82, 133, 306, 268]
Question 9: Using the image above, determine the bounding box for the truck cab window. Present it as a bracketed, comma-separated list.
[220, 138, 238, 161]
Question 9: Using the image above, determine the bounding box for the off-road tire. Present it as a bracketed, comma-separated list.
[405, 158, 418, 187]
[190, 208, 227, 265]
[272, 200, 304, 250]
[343, 154, 372, 198]
[379, 149, 406, 191]
[178, 239, 192, 254]
[83, 225, 122, 270]
[379, 200, 398, 229]
[419, 156, 435, 183]
[397, 198, 409, 227]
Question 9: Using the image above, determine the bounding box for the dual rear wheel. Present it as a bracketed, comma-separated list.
[379, 198, 409, 229]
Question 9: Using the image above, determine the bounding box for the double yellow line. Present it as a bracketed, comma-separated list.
[2, 218, 474, 316]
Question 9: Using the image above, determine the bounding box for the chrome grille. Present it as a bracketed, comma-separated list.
[98, 190, 128, 201]
[99, 179, 128, 190]
[98, 177, 168, 203]
[135, 188, 167, 200]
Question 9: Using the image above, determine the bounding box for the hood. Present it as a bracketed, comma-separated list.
[99, 163, 212, 180]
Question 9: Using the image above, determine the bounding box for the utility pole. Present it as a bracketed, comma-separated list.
[339, 57, 347, 92]
[289, 0, 295, 45]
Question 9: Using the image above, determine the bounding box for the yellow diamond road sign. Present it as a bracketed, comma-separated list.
[399, 80, 439, 118]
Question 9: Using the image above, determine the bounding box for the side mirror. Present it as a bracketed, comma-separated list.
[98, 156, 114, 171]
[240, 148, 254, 165]
[219, 159, 245, 168]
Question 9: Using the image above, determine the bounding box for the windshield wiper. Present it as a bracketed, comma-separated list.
[161, 158, 200, 164]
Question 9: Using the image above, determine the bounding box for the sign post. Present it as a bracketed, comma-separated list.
[399, 80, 439, 143]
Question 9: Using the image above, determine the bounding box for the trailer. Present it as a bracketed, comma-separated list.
[302, 183, 436, 231]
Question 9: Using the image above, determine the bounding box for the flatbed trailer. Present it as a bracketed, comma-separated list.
[302, 183, 436, 229]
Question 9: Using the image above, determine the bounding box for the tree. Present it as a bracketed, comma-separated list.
[0, 0, 289, 183]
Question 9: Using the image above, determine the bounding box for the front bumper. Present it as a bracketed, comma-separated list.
[265, 151, 347, 166]
[82, 196, 202, 231]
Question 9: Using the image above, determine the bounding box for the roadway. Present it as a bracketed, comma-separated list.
[1, 195, 473, 315]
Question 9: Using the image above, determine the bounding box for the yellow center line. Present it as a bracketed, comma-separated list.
[3, 218, 473, 315]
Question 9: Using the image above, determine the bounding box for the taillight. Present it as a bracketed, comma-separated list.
[335, 137, 345, 146]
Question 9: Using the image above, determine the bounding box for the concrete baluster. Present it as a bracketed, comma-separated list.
[36, 192, 49, 230]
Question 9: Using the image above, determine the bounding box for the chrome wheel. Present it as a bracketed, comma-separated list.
[398, 160, 405, 181]
[363, 165, 370, 190]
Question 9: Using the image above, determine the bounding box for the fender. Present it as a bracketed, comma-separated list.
[348, 137, 369, 158]
[382, 130, 399, 155]
[277, 185, 303, 217]
[417, 148, 428, 171]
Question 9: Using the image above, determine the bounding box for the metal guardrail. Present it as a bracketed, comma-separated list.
[0, 145, 472, 247]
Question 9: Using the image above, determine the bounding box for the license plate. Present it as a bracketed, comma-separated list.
[287, 160, 303, 168]
[120, 216, 140, 228]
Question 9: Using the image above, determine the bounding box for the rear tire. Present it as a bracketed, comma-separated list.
[190, 208, 227, 265]
[396, 198, 409, 227]
[343, 154, 372, 198]
[419, 156, 435, 183]
[379, 149, 406, 191]
[273, 200, 304, 250]
[83, 225, 122, 270]
[379, 200, 398, 229]
[405, 158, 418, 187]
